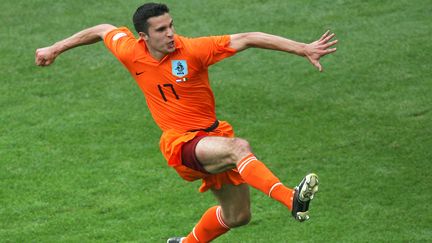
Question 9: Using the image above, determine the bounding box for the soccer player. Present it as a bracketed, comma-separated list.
[35, 3, 337, 242]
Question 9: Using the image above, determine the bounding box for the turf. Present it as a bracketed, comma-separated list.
[1, 0, 431, 242]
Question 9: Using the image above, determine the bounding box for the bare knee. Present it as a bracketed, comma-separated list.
[229, 138, 252, 162]
[224, 210, 252, 228]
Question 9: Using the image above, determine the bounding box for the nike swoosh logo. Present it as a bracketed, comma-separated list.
[135, 71, 144, 75]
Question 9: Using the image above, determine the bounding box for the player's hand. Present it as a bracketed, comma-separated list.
[35, 46, 58, 66]
[304, 30, 338, 72]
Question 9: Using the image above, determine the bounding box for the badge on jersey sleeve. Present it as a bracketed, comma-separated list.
[172, 60, 188, 78]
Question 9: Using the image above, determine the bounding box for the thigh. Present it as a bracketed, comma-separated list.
[195, 136, 250, 174]
[195, 136, 236, 173]
[211, 183, 251, 226]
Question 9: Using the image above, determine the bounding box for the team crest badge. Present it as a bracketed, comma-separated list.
[172, 60, 188, 78]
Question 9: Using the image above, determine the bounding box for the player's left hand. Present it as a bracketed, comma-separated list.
[304, 30, 338, 72]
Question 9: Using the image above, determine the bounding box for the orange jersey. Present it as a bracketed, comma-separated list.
[103, 27, 237, 132]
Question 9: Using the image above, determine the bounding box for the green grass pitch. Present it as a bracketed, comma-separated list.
[1, 0, 431, 242]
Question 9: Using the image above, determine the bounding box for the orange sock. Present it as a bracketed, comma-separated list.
[237, 154, 294, 210]
[184, 206, 230, 243]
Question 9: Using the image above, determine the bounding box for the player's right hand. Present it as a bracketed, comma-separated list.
[35, 46, 57, 66]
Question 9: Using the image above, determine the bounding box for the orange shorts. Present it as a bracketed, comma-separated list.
[159, 120, 245, 192]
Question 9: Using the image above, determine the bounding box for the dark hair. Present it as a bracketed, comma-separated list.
[133, 3, 170, 34]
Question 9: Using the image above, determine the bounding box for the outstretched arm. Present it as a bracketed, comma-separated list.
[35, 24, 117, 66]
[230, 31, 337, 72]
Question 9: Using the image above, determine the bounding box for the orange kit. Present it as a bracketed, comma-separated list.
[104, 27, 244, 191]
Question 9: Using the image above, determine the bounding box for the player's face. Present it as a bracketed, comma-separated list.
[141, 13, 175, 59]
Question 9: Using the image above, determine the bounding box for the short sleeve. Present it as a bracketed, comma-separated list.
[103, 27, 136, 62]
[190, 35, 237, 67]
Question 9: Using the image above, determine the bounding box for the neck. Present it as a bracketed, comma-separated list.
[147, 47, 166, 61]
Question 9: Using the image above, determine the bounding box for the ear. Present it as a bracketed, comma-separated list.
[138, 32, 149, 41]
